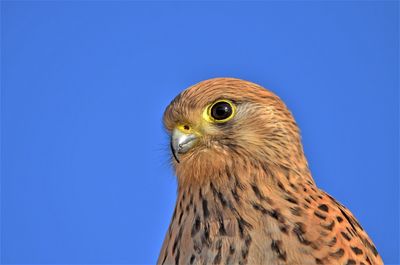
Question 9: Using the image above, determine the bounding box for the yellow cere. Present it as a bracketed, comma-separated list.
[202, 99, 236, 123]
[176, 124, 194, 134]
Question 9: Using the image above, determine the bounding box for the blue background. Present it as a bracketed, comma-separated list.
[1, 1, 398, 264]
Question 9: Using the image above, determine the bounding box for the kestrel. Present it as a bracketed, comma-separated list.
[158, 78, 383, 265]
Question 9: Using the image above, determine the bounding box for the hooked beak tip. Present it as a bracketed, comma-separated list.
[170, 141, 180, 163]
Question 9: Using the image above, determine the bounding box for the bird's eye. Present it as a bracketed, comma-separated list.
[207, 100, 235, 123]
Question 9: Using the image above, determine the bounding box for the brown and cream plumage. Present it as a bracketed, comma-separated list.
[158, 78, 383, 265]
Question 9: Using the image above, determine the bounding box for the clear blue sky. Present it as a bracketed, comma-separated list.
[1, 1, 398, 264]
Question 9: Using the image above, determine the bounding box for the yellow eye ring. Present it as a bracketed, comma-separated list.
[203, 99, 236, 123]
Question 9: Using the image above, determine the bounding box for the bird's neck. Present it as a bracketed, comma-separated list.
[165, 162, 319, 264]
[176, 161, 316, 222]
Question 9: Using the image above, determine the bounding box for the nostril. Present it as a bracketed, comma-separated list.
[183, 125, 190, 130]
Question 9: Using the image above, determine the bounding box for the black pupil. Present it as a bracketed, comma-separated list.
[211, 102, 232, 120]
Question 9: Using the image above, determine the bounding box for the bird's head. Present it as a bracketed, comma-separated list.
[163, 78, 308, 186]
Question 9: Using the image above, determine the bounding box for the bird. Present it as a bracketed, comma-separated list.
[157, 78, 383, 265]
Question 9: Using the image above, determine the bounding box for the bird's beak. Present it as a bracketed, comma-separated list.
[171, 128, 198, 163]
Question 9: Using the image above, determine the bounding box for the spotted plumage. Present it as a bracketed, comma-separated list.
[158, 78, 383, 265]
